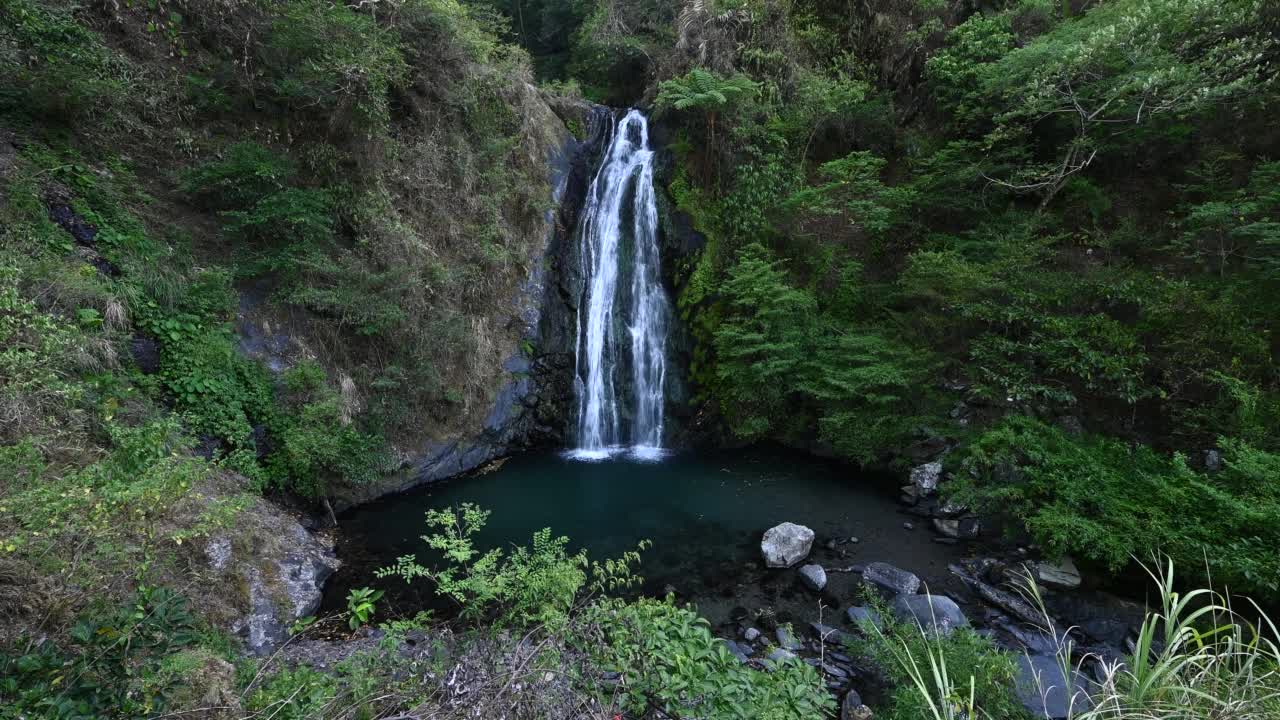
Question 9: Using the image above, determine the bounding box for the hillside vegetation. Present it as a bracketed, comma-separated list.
[549, 0, 1280, 599]
[2, 0, 1279, 718]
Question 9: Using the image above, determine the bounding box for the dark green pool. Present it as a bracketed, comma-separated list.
[325, 448, 971, 630]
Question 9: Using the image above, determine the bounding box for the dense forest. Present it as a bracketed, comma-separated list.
[1, 0, 1278, 718]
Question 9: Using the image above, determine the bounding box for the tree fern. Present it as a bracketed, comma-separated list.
[655, 68, 758, 183]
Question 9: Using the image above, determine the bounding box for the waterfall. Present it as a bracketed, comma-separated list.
[571, 109, 670, 461]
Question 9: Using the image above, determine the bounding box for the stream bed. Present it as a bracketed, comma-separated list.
[324, 448, 977, 631]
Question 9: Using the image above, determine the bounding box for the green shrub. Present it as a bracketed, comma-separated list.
[2, 419, 210, 568]
[181, 142, 294, 211]
[244, 665, 340, 720]
[854, 605, 1025, 720]
[953, 416, 1280, 598]
[583, 597, 836, 719]
[377, 503, 589, 628]
[0, 0, 124, 123]
[266, 361, 386, 499]
[0, 587, 198, 719]
[261, 1, 407, 137]
[712, 244, 936, 461]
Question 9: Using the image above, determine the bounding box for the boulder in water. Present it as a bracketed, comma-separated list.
[776, 626, 804, 651]
[1035, 557, 1082, 590]
[766, 647, 797, 665]
[862, 561, 921, 597]
[933, 516, 980, 539]
[761, 522, 815, 568]
[845, 606, 883, 632]
[891, 594, 970, 636]
[799, 563, 827, 592]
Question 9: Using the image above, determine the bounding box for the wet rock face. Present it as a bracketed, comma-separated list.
[129, 336, 161, 374]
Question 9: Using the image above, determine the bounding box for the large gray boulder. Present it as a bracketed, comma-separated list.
[891, 594, 970, 636]
[1014, 655, 1093, 719]
[799, 563, 827, 592]
[761, 522, 815, 568]
[862, 561, 921, 596]
[201, 486, 339, 655]
[911, 462, 943, 495]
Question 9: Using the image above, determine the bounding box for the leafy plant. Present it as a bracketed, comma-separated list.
[854, 595, 1024, 720]
[0, 587, 199, 719]
[376, 503, 589, 628]
[583, 597, 836, 719]
[346, 587, 384, 630]
[656, 68, 759, 179]
[952, 416, 1280, 597]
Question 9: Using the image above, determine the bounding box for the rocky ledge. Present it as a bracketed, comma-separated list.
[744, 519, 1144, 720]
[191, 472, 339, 655]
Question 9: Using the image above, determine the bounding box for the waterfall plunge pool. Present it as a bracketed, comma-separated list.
[323, 448, 974, 631]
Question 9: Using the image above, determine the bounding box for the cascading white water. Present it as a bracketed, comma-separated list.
[571, 109, 670, 461]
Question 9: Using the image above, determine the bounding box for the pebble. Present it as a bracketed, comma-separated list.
[903, 521, 914, 530]
[849, 536, 860, 544]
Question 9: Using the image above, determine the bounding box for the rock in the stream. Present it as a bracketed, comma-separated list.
[743, 627, 761, 642]
[810, 623, 855, 647]
[798, 563, 827, 592]
[951, 564, 1043, 626]
[908, 462, 942, 499]
[841, 690, 873, 720]
[776, 626, 804, 651]
[933, 516, 981, 539]
[891, 594, 970, 636]
[845, 606, 884, 632]
[1014, 655, 1092, 719]
[721, 639, 750, 663]
[766, 647, 798, 665]
[1036, 557, 1082, 590]
[862, 561, 921, 597]
[761, 522, 815, 568]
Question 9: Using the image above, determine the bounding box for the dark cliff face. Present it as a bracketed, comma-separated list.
[647, 113, 701, 447]
[529, 104, 615, 444]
